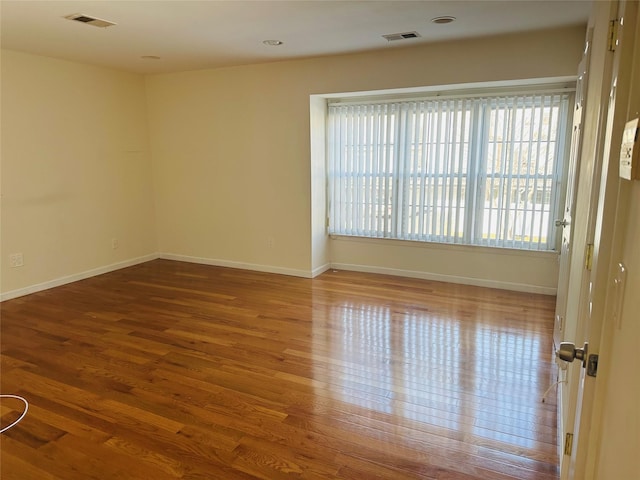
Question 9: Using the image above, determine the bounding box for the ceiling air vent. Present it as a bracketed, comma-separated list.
[64, 13, 116, 28]
[382, 31, 421, 42]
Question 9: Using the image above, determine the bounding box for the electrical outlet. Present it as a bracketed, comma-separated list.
[9, 253, 24, 267]
[267, 237, 274, 248]
[112, 238, 119, 250]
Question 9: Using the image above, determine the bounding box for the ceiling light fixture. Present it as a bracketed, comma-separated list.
[263, 40, 284, 46]
[431, 16, 456, 25]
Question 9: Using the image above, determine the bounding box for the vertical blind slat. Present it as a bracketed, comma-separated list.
[525, 98, 536, 249]
[418, 103, 429, 237]
[435, 102, 444, 239]
[527, 96, 542, 249]
[412, 104, 422, 238]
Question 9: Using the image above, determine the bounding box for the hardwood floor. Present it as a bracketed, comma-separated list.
[0, 259, 559, 479]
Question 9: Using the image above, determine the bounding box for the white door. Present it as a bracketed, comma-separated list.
[555, 11, 617, 476]
[555, 29, 596, 477]
[592, 5, 640, 477]
[553, 30, 592, 352]
[555, 0, 619, 477]
[559, 1, 638, 478]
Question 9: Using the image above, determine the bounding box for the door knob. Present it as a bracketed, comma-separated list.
[558, 342, 588, 366]
[555, 219, 570, 227]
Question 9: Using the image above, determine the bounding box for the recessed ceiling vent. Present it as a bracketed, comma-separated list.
[382, 31, 421, 42]
[64, 13, 116, 28]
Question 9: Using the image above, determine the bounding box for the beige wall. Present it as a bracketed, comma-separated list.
[146, 25, 584, 291]
[330, 237, 559, 293]
[145, 61, 313, 275]
[0, 25, 586, 298]
[0, 50, 157, 298]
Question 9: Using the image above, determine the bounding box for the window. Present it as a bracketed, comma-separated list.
[327, 88, 572, 251]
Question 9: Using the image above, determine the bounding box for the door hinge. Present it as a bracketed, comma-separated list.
[608, 19, 619, 52]
[585, 243, 594, 270]
[564, 433, 574, 455]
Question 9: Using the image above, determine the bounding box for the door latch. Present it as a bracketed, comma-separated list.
[587, 353, 598, 377]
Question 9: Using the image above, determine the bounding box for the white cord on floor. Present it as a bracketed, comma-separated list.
[541, 380, 566, 403]
[0, 394, 29, 433]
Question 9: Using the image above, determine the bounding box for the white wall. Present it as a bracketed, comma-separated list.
[146, 25, 585, 291]
[0, 50, 157, 298]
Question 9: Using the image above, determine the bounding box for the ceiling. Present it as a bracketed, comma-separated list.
[0, 0, 593, 75]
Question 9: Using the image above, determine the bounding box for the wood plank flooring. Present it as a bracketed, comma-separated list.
[1, 259, 559, 479]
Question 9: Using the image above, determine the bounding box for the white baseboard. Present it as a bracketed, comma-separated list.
[0, 254, 159, 302]
[311, 263, 331, 278]
[1, 254, 555, 302]
[159, 253, 315, 279]
[329, 262, 557, 295]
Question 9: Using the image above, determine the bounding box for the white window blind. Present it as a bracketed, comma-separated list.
[327, 90, 572, 251]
